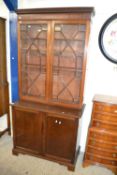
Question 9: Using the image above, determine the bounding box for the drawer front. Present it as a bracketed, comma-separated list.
[89, 129, 117, 142]
[92, 120, 117, 131]
[94, 102, 117, 114]
[85, 153, 117, 166]
[92, 112, 117, 123]
[88, 138, 117, 151]
[87, 146, 117, 159]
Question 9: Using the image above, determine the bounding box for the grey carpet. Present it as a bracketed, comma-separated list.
[0, 134, 114, 175]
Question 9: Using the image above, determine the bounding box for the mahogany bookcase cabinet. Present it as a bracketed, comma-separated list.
[12, 7, 94, 171]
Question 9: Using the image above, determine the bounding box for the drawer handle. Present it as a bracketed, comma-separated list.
[114, 110, 117, 113]
[59, 121, 62, 125]
[98, 106, 103, 110]
[96, 122, 100, 126]
[113, 153, 117, 158]
[90, 156, 93, 160]
[91, 141, 95, 145]
[93, 134, 96, 137]
[55, 120, 58, 123]
[114, 146, 117, 149]
[112, 161, 115, 165]
[54, 120, 62, 125]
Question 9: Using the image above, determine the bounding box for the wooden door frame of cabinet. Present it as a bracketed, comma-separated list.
[46, 21, 53, 101]
[0, 18, 11, 136]
[79, 20, 90, 106]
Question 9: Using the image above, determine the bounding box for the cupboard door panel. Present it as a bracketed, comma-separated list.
[13, 108, 43, 153]
[19, 23, 48, 101]
[45, 114, 78, 161]
[0, 18, 7, 81]
[51, 22, 87, 105]
[0, 82, 9, 116]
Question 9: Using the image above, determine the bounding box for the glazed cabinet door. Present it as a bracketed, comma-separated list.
[12, 107, 43, 154]
[18, 21, 49, 103]
[18, 19, 90, 109]
[50, 21, 89, 108]
[45, 114, 78, 162]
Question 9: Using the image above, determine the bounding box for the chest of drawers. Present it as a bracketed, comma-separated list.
[83, 94, 117, 174]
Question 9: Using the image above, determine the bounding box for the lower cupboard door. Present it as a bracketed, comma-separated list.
[45, 114, 78, 162]
[13, 108, 43, 154]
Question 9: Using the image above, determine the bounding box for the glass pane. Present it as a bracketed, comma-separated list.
[52, 24, 86, 104]
[20, 24, 47, 99]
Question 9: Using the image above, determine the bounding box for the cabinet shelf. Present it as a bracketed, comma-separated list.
[21, 64, 82, 74]
[53, 66, 82, 72]
[21, 37, 85, 42]
[21, 48, 84, 58]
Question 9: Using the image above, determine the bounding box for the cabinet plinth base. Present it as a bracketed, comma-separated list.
[12, 147, 79, 171]
[12, 149, 19, 156]
[67, 165, 75, 171]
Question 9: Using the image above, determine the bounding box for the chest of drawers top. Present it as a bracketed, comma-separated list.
[93, 94, 117, 105]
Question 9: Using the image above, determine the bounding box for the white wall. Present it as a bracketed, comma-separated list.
[18, 0, 117, 152]
[80, 7, 117, 151]
[0, 0, 11, 131]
